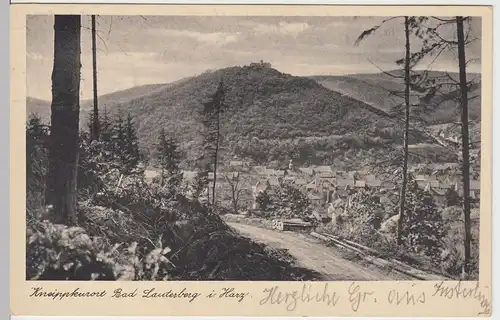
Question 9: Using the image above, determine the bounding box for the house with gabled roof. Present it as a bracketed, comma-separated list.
[365, 174, 376, 182]
[439, 182, 451, 190]
[314, 165, 333, 173]
[355, 180, 366, 188]
[307, 193, 323, 206]
[318, 171, 335, 179]
[415, 175, 427, 181]
[347, 171, 358, 180]
[366, 180, 382, 188]
[336, 171, 348, 179]
[306, 180, 317, 191]
[429, 180, 440, 188]
[267, 176, 280, 186]
[253, 166, 267, 176]
[337, 179, 354, 188]
[295, 178, 307, 187]
[229, 160, 244, 167]
[423, 183, 448, 206]
[275, 170, 286, 177]
[299, 167, 314, 176]
[381, 181, 396, 190]
[322, 179, 336, 188]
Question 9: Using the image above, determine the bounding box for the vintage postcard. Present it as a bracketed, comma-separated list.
[10, 3, 493, 317]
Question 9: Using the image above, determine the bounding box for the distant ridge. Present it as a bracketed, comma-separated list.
[27, 65, 467, 167]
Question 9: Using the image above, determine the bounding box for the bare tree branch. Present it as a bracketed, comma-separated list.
[354, 16, 404, 46]
[367, 59, 405, 79]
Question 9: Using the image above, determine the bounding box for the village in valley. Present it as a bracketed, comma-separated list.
[145, 155, 481, 228]
[25, 15, 484, 282]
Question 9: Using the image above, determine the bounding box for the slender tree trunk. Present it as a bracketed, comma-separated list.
[91, 15, 100, 141]
[232, 188, 238, 214]
[456, 16, 472, 277]
[396, 16, 411, 246]
[46, 15, 81, 225]
[160, 167, 164, 187]
[212, 113, 220, 206]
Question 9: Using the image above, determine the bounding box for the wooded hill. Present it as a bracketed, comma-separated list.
[27, 65, 478, 168]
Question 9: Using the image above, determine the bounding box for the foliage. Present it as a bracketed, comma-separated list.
[123, 113, 141, 173]
[26, 114, 49, 221]
[257, 180, 312, 219]
[400, 179, 446, 259]
[40, 65, 407, 168]
[26, 220, 174, 281]
[221, 173, 248, 213]
[347, 188, 385, 233]
[190, 170, 209, 199]
[439, 206, 479, 278]
[329, 188, 386, 246]
[155, 128, 182, 187]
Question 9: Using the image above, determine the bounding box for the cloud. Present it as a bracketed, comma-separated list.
[26, 15, 482, 100]
[149, 29, 240, 45]
[251, 21, 310, 36]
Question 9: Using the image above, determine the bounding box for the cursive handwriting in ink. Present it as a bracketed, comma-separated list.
[387, 285, 426, 306]
[348, 282, 375, 312]
[260, 284, 340, 311]
[432, 281, 491, 315]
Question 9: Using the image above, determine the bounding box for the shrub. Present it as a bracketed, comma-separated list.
[332, 188, 385, 244]
[440, 206, 480, 279]
[259, 180, 312, 219]
[26, 115, 49, 224]
[26, 220, 174, 281]
[401, 180, 446, 260]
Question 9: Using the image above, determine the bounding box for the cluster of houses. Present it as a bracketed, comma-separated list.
[145, 159, 481, 216]
[212, 160, 481, 211]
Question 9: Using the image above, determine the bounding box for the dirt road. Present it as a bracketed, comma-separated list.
[227, 222, 412, 281]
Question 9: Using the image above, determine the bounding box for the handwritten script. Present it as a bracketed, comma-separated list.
[432, 281, 491, 315]
[28, 281, 491, 316]
[258, 282, 490, 315]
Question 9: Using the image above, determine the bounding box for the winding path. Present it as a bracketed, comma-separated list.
[227, 222, 412, 281]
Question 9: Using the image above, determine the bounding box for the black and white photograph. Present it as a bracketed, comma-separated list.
[25, 14, 483, 282]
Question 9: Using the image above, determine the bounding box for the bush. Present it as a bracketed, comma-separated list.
[257, 179, 312, 219]
[26, 115, 49, 224]
[440, 206, 480, 279]
[331, 188, 385, 244]
[26, 220, 174, 281]
[401, 180, 446, 260]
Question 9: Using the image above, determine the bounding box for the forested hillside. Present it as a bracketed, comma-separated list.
[27, 65, 459, 169]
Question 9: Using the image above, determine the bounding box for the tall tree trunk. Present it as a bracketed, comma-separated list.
[396, 16, 411, 246]
[212, 113, 220, 206]
[456, 16, 472, 277]
[160, 167, 164, 187]
[91, 15, 100, 141]
[46, 15, 81, 225]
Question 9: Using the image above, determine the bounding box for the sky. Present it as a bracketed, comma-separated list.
[26, 15, 482, 101]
